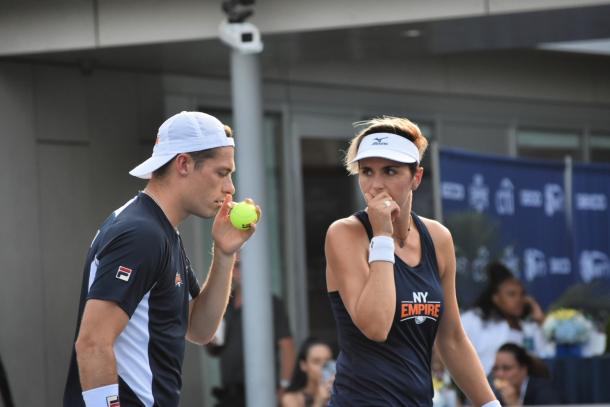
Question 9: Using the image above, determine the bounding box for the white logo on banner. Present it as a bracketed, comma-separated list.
[576, 193, 607, 211]
[549, 257, 571, 275]
[472, 246, 490, 282]
[524, 249, 547, 282]
[495, 178, 515, 215]
[520, 190, 543, 207]
[544, 184, 564, 216]
[442, 182, 465, 201]
[579, 251, 610, 283]
[456, 256, 469, 275]
[469, 174, 489, 213]
[501, 246, 520, 278]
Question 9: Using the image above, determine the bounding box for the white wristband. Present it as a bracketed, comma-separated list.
[481, 400, 501, 407]
[82, 384, 119, 407]
[368, 236, 395, 264]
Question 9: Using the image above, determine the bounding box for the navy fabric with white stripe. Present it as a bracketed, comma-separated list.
[63, 192, 200, 407]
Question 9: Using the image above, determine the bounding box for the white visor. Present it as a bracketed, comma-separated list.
[350, 132, 420, 165]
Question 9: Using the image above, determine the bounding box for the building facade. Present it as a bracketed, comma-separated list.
[1, 1, 610, 405]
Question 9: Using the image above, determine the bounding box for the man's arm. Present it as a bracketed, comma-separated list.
[187, 248, 235, 344]
[76, 299, 128, 390]
[187, 195, 260, 344]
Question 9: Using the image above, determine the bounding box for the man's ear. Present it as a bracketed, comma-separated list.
[174, 153, 192, 176]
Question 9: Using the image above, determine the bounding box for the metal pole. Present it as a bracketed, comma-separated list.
[230, 50, 276, 407]
[431, 140, 443, 223]
[564, 155, 573, 232]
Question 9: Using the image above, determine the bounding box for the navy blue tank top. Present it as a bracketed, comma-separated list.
[328, 211, 445, 406]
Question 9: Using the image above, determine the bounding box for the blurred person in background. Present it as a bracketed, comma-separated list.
[492, 343, 560, 405]
[281, 338, 334, 407]
[207, 252, 295, 407]
[325, 116, 500, 406]
[461, 261, 550, 375]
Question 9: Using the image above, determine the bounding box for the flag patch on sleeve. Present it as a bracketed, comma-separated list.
[116, 266, 133, 282]
[106, 394, 120, 407]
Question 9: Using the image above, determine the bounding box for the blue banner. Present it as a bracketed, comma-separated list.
[572, 163, 610, 285]
[440, 149, 575, 308]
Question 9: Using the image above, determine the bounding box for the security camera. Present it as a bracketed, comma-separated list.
[219, 20, 263, 54]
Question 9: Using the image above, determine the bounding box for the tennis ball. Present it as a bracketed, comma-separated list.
[229, 201, 259, 230]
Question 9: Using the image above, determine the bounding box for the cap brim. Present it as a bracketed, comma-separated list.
[349, 149, 419, 165]
[129, 154, 177, 179]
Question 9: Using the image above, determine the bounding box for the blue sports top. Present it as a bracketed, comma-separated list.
[328, 211, 445, 407]
[63, 192, 200, 407]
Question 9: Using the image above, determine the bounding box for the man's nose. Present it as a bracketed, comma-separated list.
[224, 177, 235, 195]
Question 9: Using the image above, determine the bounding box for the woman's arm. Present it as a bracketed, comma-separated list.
[428, 220, 497, 406]
[325, 217, 396, 342]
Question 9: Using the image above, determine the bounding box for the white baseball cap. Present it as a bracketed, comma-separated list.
[129, 111, 235, 179]
[350, 132, 420, 165]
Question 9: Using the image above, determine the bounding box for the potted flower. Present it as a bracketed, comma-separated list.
[543, 308, 594, 357]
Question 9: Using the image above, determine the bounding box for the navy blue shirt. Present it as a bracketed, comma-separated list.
[64, 192, 200, 407]
[329, 211, 444, 406]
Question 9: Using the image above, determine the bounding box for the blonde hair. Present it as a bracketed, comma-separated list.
[344, 116, 428, 175]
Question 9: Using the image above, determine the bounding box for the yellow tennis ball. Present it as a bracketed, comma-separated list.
[229, 201, 259, 230]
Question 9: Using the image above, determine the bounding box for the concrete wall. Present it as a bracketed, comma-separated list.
[2, 0, 610, 55]
[0, 46, 609, 405]
[0, 62, 165, 406]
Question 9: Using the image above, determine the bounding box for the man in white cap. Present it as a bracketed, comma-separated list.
[63, 111, 260, 407]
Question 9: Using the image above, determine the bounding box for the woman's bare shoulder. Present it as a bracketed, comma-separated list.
[326, 214, 368, 244]
[418, 216, 452, 244]
[328, 215, 364, 233]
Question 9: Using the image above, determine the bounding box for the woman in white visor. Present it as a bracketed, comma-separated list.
[324, 116, 499, 407]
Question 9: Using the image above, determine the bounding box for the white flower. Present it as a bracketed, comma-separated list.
[542, 308, 593, 345]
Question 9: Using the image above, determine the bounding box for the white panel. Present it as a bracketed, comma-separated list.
[114, 292, 153, 407]
[0, 1, 95, 55]
[0, 63, 46, 407]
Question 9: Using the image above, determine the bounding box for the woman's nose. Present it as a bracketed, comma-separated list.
[371, 177, 385, 192]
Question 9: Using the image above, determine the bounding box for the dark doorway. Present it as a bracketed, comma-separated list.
[301, 138, 353, 349]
